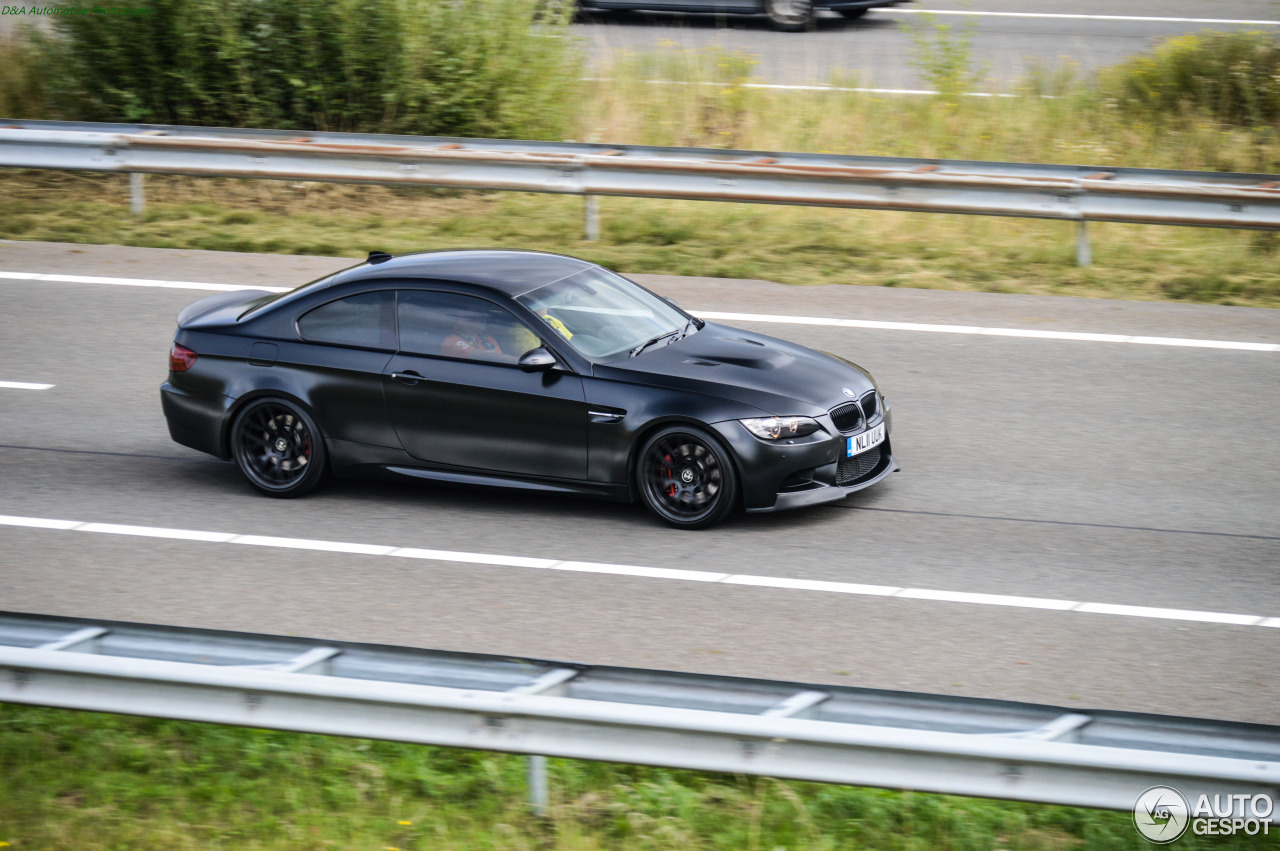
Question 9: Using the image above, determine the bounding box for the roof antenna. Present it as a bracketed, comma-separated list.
[367, 250, 393, 264]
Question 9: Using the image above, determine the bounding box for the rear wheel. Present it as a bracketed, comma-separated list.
[764, 0, 814, 30]
[637, 426, 739, 529]
[231, 398, 327, 497]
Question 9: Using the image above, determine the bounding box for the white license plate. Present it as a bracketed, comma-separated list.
[847, 422, 885, 457]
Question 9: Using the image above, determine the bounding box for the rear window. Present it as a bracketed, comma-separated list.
[238, 272, 340, 320]
[297, 291, 396, 350]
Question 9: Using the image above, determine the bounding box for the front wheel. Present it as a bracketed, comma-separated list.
[230, 398, 327, 497]
[764, 0, 814, 31]
[637, 426, 739, 529]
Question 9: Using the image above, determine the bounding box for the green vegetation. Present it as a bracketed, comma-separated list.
[905, 12, 988, 99]
[15, 0, 582, 140]
[1100, 31, 1280, 127]
[10, 702, 1268, 851]
[0, 37, 43, 120]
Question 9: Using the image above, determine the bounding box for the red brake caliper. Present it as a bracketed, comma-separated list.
[664, 453, 675, 498]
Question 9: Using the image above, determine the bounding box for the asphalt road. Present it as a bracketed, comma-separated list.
[576, 0, 1280, 88]
[1, 240, 1278, 725]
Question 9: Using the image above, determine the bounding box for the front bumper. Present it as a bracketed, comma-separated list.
[712, 406, 898, 513]
[746, 443, 898, 513]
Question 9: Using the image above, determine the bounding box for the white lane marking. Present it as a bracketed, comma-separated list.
[887, 9, 1280, 26]
[588, 77, 1016, 98]
[5, 269, 1276, 353]
[0, 512, 1273, 629]
[554, 560, 729, 582]
[744, 84, 1016, 98]
[78, 522, 238, 543]
[897, 588, 1078, 610]
[1073, 602, 1263, 626]
[390, 547, 558, 568]
[694, 310, 1280, 352]
[0, 381, 55, 390]
[230, 535, 396, 556]
[724, 574, 900, 595]
[0, 270, 289, 293]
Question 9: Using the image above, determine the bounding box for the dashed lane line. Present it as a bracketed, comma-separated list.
[4, 271, 1277, 353]
[886, 10, 1280, 26]
[0, 513, 1275, 629]
[0, 381, 54, 390]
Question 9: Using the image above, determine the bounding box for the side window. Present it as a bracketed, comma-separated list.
[398, 291, 540, 364]
[297, 291, 396, 350]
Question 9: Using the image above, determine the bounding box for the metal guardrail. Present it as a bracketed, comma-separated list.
[1, 611, 1278, 814]
[1, 119, 1278, 265]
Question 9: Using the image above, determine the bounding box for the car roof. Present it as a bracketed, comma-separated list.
[333, 249, 596, 297]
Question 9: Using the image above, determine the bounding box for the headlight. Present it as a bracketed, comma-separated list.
[740, 416, 821, 440]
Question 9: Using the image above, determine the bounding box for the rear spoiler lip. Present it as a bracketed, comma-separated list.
[176, 289, 274, 329]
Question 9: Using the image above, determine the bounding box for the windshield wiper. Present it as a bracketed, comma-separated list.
[629, 329, 681, 358]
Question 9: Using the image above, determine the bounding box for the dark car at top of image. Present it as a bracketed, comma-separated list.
[161, 250, 896, 529]
[579, 0, 911, 32]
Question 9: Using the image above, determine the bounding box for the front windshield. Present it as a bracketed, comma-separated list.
[516, 266, 691, 359]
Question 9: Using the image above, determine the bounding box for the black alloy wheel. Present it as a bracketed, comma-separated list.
[637, 426, 739, 529]
[231, 398, 327, 497]
[764, 0, 814, 30]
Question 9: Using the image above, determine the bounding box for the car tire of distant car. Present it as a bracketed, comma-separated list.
[836, 7, 868, 18]
[230, 398, 328, 498]
[636, 425, 739, 529]
[763, 0, 814, 30]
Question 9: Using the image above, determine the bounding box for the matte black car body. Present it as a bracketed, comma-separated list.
[161, 250, 896, 525]
[579, 0, 911, 31]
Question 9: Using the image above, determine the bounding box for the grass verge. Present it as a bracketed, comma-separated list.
[2, 170, 1278, 307]
[7, 702, 1254, 851]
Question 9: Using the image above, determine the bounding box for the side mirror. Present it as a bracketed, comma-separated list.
[518, 347, 558, 372]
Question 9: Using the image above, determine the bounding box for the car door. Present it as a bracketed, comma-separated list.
[287, 289, 399, 448]
[383, 289, 589, 481]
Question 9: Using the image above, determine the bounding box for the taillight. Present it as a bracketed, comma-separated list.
[169, 343, 197, 372]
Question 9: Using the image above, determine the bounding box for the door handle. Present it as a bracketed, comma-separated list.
[391, 371, 426, 384]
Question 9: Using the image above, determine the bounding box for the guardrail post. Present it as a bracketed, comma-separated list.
[584, 195, 600, 241]
[129, 173, 145, 216]
[1076, 221, 1091, 267]
[528, 754, 549, 815]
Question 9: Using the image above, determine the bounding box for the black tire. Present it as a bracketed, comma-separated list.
[837, 7, 868, 19]
[230, 398, 327, 498]
[636, 426, 739, 529]
[764, 0, 814, 31]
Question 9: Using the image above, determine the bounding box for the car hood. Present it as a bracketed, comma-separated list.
[591, 322, 877, 417]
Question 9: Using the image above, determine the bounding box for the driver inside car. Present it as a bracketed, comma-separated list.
[442, 315, 504, 360]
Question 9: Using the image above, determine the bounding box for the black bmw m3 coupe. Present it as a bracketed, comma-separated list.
[162, 250, 896, 528]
